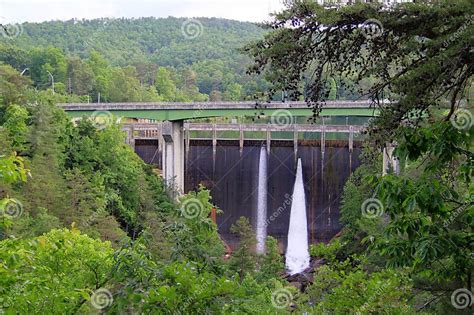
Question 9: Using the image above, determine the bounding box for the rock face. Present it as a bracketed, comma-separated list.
[284, 258, 326, 291]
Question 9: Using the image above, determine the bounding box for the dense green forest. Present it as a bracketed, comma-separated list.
[0, 16, 368, 103]
[0, 17, 270, 103]
[0, 1, 473, 314]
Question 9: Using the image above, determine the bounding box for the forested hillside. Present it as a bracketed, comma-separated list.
[1, 17, 269, 102]
[0, 1, 472, 314]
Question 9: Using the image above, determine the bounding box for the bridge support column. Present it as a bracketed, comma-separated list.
[349, 126, 354, 152]
[382, 143, 399, 176]
[185, 125, 190, 157]
[212, 123, 217, 157]
[293, 126, 298, 158]
[239, 124, 244, 155]
[266, 125, 271, 155]
[321, 125, 326, 158]
[125, 127, 135, 150]
[162, 120, 185, 195]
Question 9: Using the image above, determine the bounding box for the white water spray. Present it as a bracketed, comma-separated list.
[256, 146, 268, 254]
[285, 158, 310, 274]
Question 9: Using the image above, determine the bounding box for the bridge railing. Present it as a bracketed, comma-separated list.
[59, 100, 377, 110]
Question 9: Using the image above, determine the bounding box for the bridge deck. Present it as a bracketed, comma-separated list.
[60, 101, 379, 121]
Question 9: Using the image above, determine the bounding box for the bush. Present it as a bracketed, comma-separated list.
[302, 265, 416, 314]
[310, 239, 343, 263]
[0, 228, 114, 314]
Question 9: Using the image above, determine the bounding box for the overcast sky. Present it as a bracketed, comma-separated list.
[1, 0, 286, 23]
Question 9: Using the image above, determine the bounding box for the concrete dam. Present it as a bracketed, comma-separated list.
[59, 101, 381, 251]
[131, 123, 361, 251]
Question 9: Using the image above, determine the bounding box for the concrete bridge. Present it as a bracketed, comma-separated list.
[59, 101, 378, 194]
[58, 101, 377, 121]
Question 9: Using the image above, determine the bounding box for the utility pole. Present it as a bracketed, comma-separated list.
[282, 78, 288, 103]
[46, 70, 55, 95]
[68, 77, 72, 94]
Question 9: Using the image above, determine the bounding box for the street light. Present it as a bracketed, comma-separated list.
[46, 70, 55, 95]
[20, 68, 29, 76]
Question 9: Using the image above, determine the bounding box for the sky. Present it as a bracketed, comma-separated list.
[0, 0, 286, 23]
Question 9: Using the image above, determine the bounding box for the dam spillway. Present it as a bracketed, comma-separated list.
[256, 146, 268, 254]
[286, 158, 310, 274]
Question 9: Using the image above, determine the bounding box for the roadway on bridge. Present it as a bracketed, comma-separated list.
[59, 101, 379, 121]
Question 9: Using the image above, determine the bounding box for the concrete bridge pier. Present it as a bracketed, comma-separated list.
[349, 126, 354, 153]
[382, 143, 400, 176]
[321, 125, 326, 159]
[239, 124, 244, 155]
[349, 126, 354, 174]
[266, 125, 271, 154]
[162, 120, 185, 194]
[125, 126, 135, 150]
[212, 123, 217, 157]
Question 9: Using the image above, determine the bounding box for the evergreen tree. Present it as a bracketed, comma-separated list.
[229, 216, 257, 282]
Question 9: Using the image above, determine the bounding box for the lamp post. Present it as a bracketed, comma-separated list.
[20, 68, 29, 76]
[46, 70, 55, 95]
